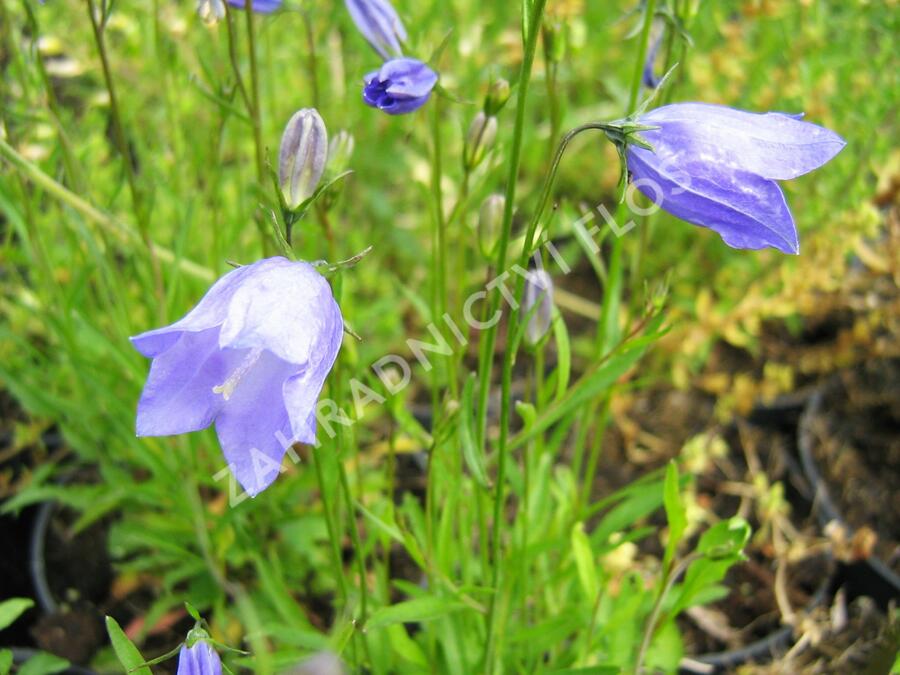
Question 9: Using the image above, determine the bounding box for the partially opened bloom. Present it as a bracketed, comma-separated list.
[225, 0, 281, 12]
[131, 258, 343, 496]
[177, 641, 221, 675]
[363, 57, 437, 115]
[626, 103, 846, 253]
[345, 0, 407, 60]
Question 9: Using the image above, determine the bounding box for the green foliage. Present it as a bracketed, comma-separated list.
[0, 0, 892, 673]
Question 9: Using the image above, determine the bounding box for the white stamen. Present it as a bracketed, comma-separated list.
[213, 348, 264, 401]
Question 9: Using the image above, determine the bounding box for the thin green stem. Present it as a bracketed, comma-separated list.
[244, 5, 265, 185]
[312, 446, 349, 608]
[477, 3, 545, 667]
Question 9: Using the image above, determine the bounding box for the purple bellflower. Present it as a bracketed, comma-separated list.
[363, 57, 437, 115]
[177, 641, 222, 675]
[131, 257, 343, 496]
[626, 103, 846, 253]
[225, 0, 281, 13]
[345, 0, 407, 60]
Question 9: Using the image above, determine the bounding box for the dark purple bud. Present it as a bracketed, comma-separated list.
[225, 0, 282, 12]
[176, 642, 222, 675]
[344, 0, 407, 60]
[278, 108, 328, 209]
[522, 269, 554, 346]
[363, 58, 438, 115]
[626, 103, 846, 254]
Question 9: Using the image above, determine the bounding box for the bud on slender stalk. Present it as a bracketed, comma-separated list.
[478, 194, 505, 260]
[326, 130, 355, 177]
[522, 269, 554, 347]
[484, 78, 511, 116]
[278, 108, 328, 210]
[463, 112, 498, 170]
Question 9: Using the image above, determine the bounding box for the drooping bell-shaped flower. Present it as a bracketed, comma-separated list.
[177, 641, 222, 675]
[225, 0, 282, 12]
[363, 57, 438, 115]
[131, 257, 343, 496]
[626, 102, 846, 253]
[278, 108, 328, 210]
[345, 0, 407, 60]
[521, 269, 554, 347]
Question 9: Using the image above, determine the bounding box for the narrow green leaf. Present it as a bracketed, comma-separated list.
[570, 522, 599, 600]
[366, 597, 467, 631]
[17, 652, 69, 675]
[551, 308, 571, 402]
[0, 598, 34, 631]
[662, 461, 687, 570]
[0, 649, 12, 675]
[459, 374, 491, 488]
[105, 615, 151, 675]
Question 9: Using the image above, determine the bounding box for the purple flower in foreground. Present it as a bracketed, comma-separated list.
[345, 0, 407, 60]
[626, 103, 846, 253]
[363, 57, 437, 115]
[177, 641, 221, 675]
[225, 0, 281, 13]
[131, 258, 343, 496]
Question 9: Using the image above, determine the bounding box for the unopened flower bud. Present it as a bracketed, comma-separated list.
[478, 194, 505, 259]
[326, 130, 355, 177]
[484, 78, 511, 116]
[197, 0, 225, 24]
[522, 269, 554, 346]
[463, 112, 498, 170]
[278, 108, 328, 210]
[345, 0, 407, 61]
[542, 19, 567, 64]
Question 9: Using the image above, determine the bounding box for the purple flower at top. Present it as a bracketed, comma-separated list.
[131, 257, 343, 496]
[225, 0, 282, 13]
[345, 0, 407, 60]
[363, 57, 437, 115]
[177, 641, 221, 675]
[626, 103, 846, 254]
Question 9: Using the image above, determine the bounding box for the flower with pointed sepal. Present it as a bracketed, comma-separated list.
[345, 0, 407, 60]
[131, 257, 343, 496]
[625, 102, 846, 253]
[363, 57, 438, 115]
[225, 0, 282, 13]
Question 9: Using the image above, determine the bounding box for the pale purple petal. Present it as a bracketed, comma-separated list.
[225, 0, 281, 13]
[218, 259, 343, 365]
[136, 328, 245, 436]
[131, 264, 255, 358]
[627, 145, 798, 253]
[215, 350, 295, 496]
[345, 0, 407, 60]
[177, 642, 222, 675]
[639, 103, 846, 180]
